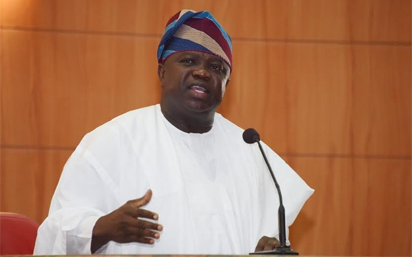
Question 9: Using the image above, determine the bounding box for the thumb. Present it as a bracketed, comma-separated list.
[133, 189, 153, 208]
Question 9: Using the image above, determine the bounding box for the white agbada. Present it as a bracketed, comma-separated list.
[34, 104, 314, 255]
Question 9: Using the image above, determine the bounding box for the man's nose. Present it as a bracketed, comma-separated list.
[192, 68, 211, 81]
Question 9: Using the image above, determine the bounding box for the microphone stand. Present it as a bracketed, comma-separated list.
[250, 140, 298, 255]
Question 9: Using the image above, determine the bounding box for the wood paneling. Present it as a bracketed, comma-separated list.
[3, 29, 410, 156]
[1, 30, 161, 147]
[222, 42, 411, 156]
[1, 148, 410, 256]
[1, 0, 410, 256]
[1, 0, 410, 42]
[285, 156, 411, 256]
[0, 148, 72, 223]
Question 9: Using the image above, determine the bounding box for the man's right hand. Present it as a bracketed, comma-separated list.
[91, 189, 163, 253]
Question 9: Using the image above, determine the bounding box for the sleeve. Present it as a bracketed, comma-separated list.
[255, 142, 314, 246]
[34, 143, 120, 255]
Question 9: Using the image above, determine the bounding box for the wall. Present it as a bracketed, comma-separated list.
[1, 0, 411, 255]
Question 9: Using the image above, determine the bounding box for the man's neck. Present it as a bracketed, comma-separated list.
[160, 104, 215, 133]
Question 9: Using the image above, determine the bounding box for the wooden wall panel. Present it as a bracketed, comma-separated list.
[1, 0, 410, 256]
[0, 148, 71, 223]
[1, 30, 160, 147]
[223, 42, 411, 156]
[4, 29, 409, 156]
[1, 148, 410, 256]
[1, 0, 410, 42]
[286, 157, 411, 256]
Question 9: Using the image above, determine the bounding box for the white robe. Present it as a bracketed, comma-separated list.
[34, 104, 314, 255]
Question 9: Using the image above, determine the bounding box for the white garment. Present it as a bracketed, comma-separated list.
[34, 104, 314, 255]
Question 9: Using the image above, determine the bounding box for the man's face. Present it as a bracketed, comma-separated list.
[158, 51, 230, 115]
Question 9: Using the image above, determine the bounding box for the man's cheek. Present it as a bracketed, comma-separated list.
[221, 84, 226, 98]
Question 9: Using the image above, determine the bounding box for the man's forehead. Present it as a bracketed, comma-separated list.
[166, 51, 230, 71]
[175, 51, 226, 62]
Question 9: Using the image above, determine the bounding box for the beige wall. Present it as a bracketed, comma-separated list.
[1, 0, 411, 255]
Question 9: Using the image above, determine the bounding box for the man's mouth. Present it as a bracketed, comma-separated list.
[189, 85, 208, 94]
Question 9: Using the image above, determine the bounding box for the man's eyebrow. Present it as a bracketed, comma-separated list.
[180, 52, 225, 66]
[182, 52, 200, 58]
[209, 57, 224, 64]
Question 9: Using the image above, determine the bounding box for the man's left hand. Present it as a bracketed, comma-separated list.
[255, 236, 281, 252]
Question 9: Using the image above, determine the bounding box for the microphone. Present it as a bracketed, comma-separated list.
[243, 128, 260, 144]
[243, 128, 298, 255]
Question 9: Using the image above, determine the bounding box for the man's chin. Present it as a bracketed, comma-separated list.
[184, 102, 219, 115]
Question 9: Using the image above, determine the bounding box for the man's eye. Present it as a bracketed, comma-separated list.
[181, 59, 194, 64]
[210, 64, 224, 72]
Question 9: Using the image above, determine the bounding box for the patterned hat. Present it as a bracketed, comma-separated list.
[157, 10, 232, 71]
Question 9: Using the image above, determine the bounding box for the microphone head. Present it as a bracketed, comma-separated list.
[243, 128, 260, 144]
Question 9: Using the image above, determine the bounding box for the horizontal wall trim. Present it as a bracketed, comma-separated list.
[280, 152, 412, 160]
[1, 145, 75, 151]
[1, 26, 411, 47]
[1, 144, 411, 160]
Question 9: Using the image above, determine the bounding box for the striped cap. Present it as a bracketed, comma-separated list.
[157, 10, 232, 71]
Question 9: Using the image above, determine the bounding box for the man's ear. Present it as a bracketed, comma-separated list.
[158, 64, 165, 81]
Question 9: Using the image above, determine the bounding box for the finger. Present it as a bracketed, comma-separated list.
[128, 227, 161, 240]
[126, 217, 163, 231]
[263, 243, 276, 251]
[255, 236, 269, 252]
[137, 219, 163, 231]
[263, 239, 280, 251]
[124, 205, 158, 220]
[136, 236, 155, 245]
[256, 244, 267, 252]
[112, 225, 160, 244]
[137, 208, 159, 220]
[127, 234, 155, 245]
[131, 189, 153, 209]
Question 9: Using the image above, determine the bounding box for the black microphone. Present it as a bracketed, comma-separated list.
[243, 128, 298, 255]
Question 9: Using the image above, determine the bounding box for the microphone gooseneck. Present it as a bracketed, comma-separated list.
[243, 128, 298, 255]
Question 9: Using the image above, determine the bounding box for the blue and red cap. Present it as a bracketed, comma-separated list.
[157, 10, 233, 71]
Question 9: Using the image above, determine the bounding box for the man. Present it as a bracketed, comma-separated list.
[34, 10, 314, 255]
